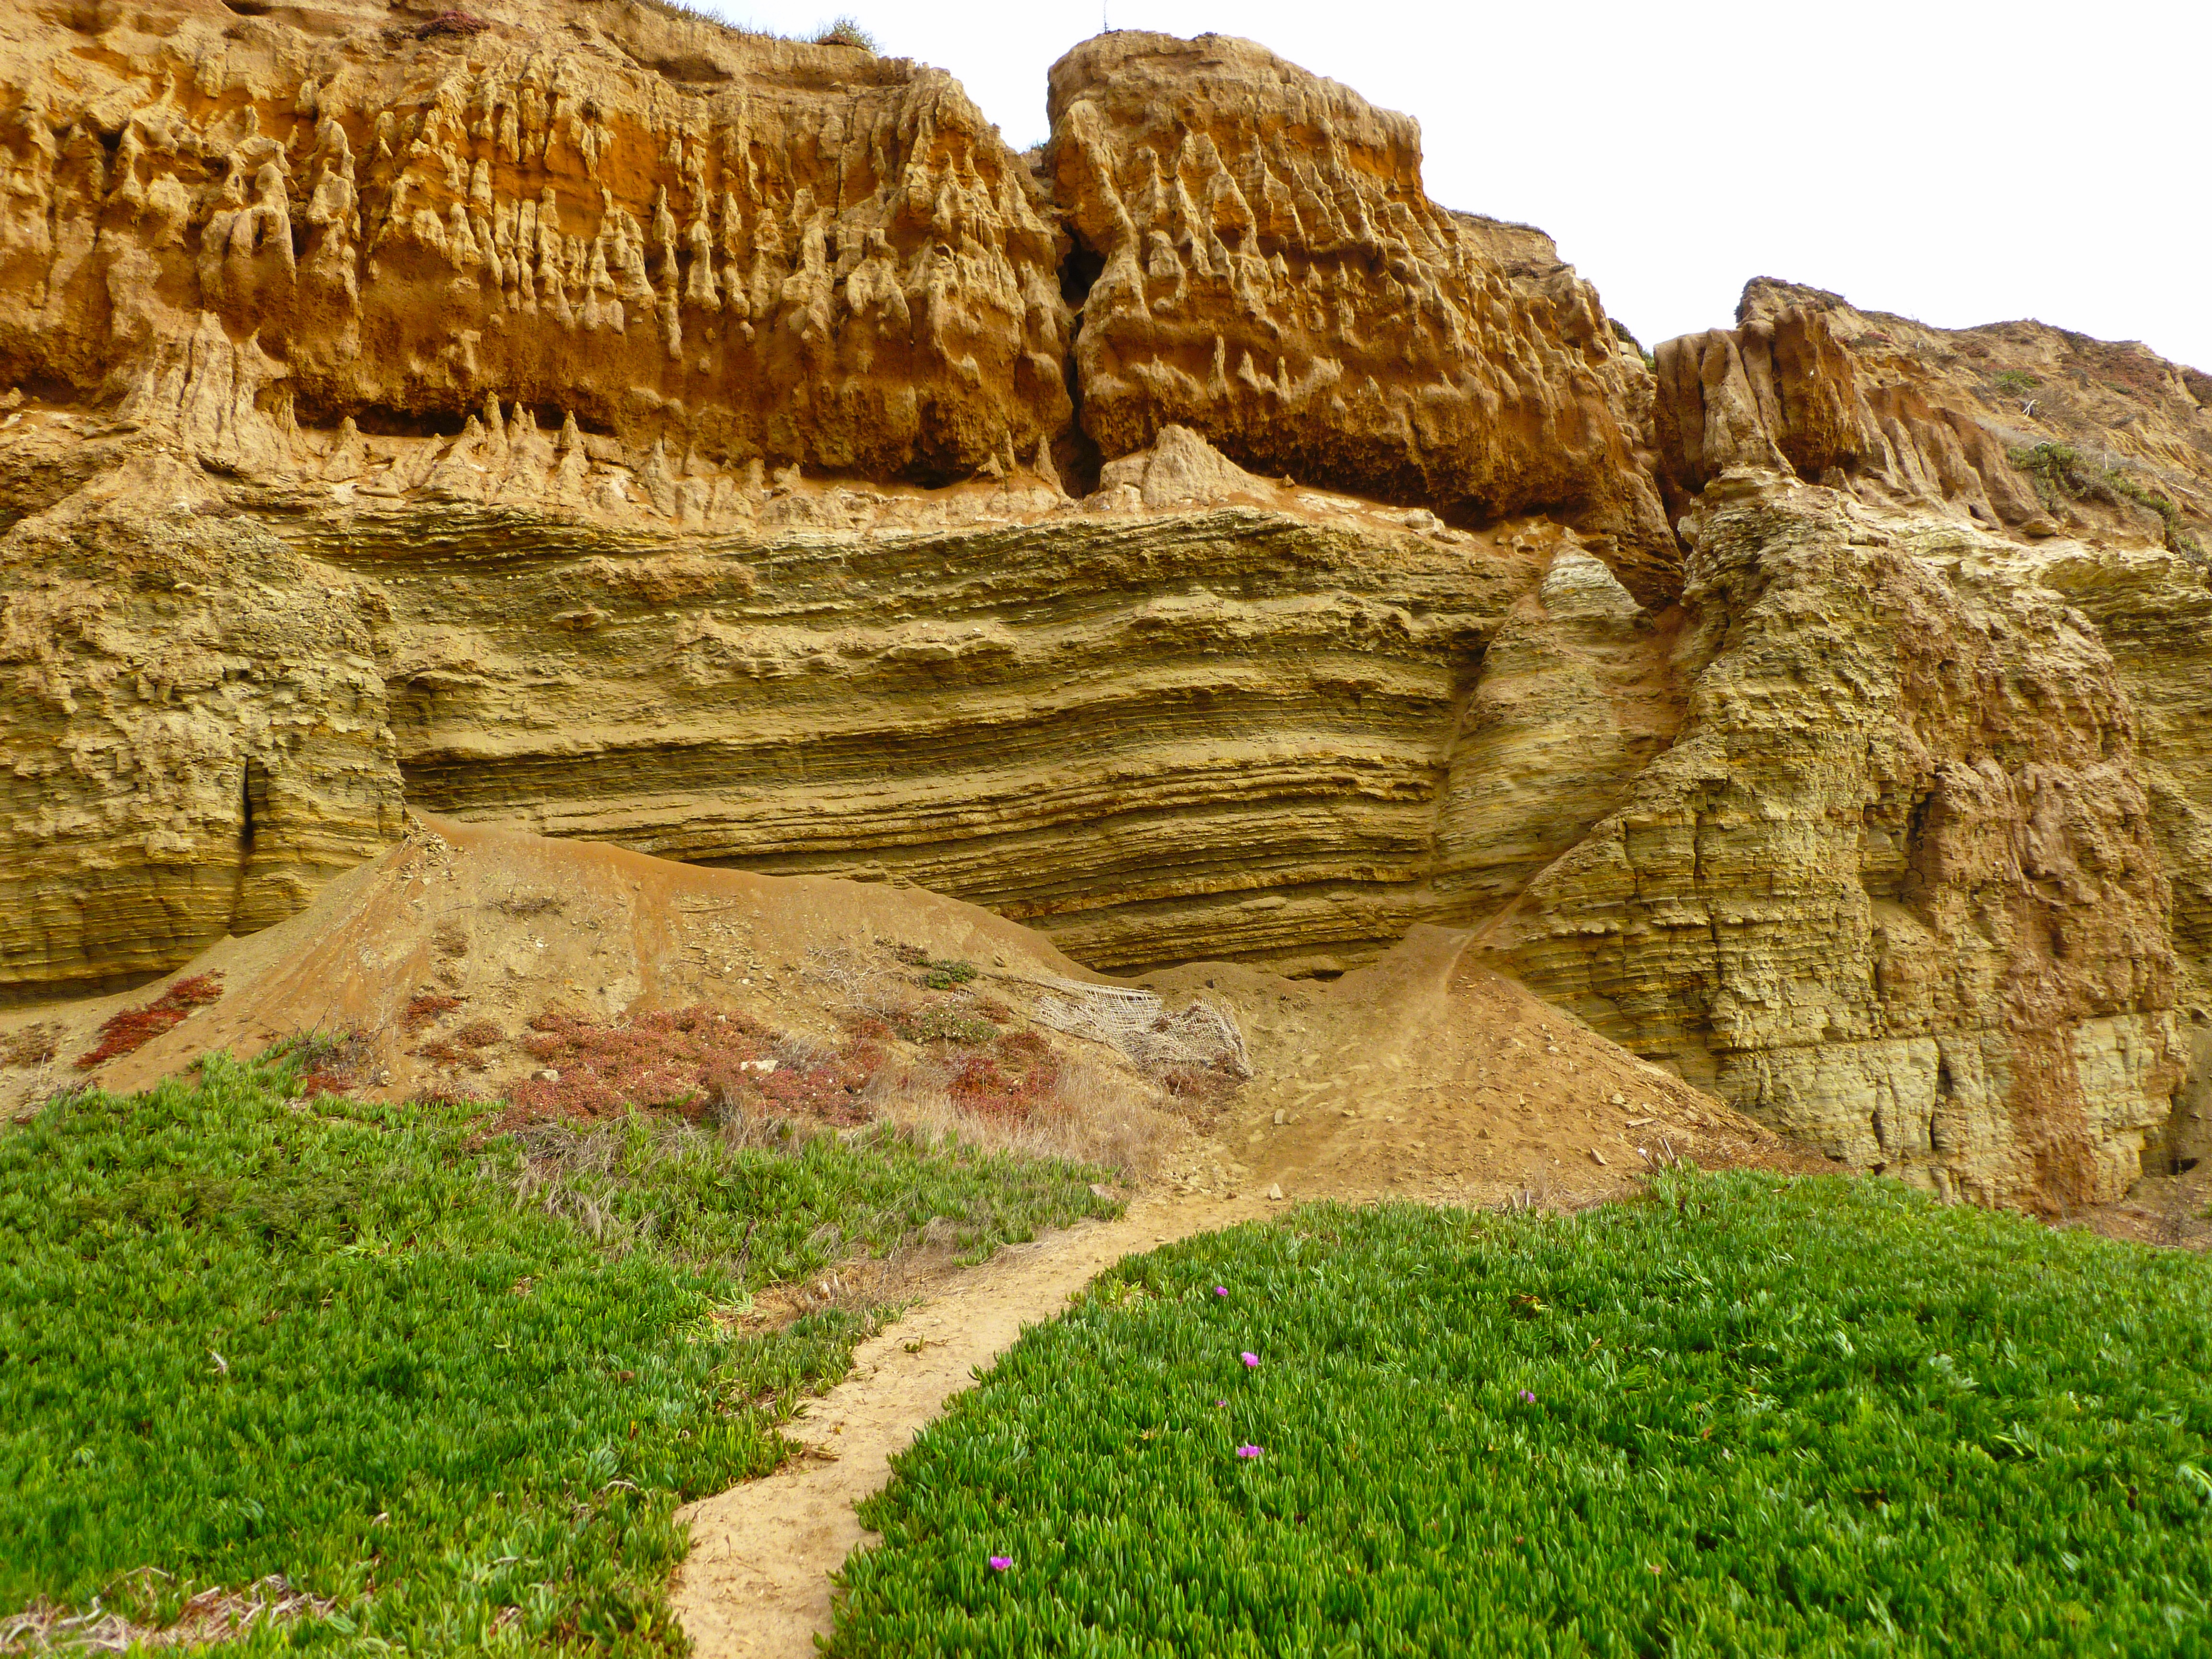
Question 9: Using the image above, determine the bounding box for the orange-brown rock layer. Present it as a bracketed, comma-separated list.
[0, 0, 1070, 481]
[1653, 279, 2212, 555]
[1045, 32, 1673, 599]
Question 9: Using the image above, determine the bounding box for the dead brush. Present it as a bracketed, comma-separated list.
[287, 1029, 376, 1097]
[415, 9, 490, 38]
[415, 1082, 492, 1111]
[867, 1051, 1174, 1178]
[802, 943, 880, 998]
[944, 1029, 1058, 1123]
[504, 1117, 804, 1263]
[414, 1019, 503, 1074]
[399, 993, 464, 1035]
[505, 1118, 673, 1251]
[491, 1005, 883, 1130]
[1, 1024, 58, 1068]
[0, 1571, 337, 1655]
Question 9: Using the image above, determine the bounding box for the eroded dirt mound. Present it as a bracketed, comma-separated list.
[1147, 925, 1810, 1210]
[0, 817, 1806, 1216]
[0, 816, 1225, 1168]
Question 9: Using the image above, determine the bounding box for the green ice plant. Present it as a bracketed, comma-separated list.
[0, 1049, 1114, 1652]
[838, 1173, 2212, 1656]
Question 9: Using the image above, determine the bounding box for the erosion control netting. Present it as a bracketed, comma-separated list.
[1027, 978, 1250, 1080]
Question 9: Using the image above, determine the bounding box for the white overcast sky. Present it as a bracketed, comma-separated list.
[704, 0, 2212, 373]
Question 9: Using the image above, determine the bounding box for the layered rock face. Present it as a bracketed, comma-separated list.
[1, 457, 402, 994]
[314, 490, 1518, 976]
[4, 4, 2212, 1211]
[0, 0, 1070, 481]
[1484, 479, 2190, 1208]
[1574, 274, 2212, 1205]
[1045, 32, 1674, 599]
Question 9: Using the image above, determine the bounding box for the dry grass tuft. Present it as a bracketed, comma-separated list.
[289, 1030, 377, 1098]
[867, 1053, 1174, 1179]
[0, 1570, 337, 1654]
[1, 1025, 58, 1069]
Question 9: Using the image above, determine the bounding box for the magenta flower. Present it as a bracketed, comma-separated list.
[1214, 1286, 1228, 1298]
[1236, 1444, 1263, 1458]
[1241, 1352, 1260, 1368]
[988, 1556, 1012, 1571]
[1214, 1398, 1227, 1407]
[1518, 1389, 1537, 1404]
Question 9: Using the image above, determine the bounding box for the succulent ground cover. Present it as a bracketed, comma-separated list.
[837, 1173, 2212, 1656]
[72, 972, 225, 1070]
[0, 1050, 1116, 1652]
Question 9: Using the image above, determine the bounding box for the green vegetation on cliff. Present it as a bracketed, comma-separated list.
[838, 1175, 2212, 1656]
[0, 1053, 1114, 1652]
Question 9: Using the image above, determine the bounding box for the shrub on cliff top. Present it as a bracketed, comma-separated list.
[813, 15, 878, 51]
[2009, 441, 2205, 560]
[414, 8, 489, 38]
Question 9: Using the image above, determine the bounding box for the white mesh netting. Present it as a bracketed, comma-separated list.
[1027, 977, 1251, 1079]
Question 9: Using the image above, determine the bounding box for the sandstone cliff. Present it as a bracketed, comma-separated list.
[3, 1, 2210, 1213]
[1046, 33, 1674, 599]
[1483, 276, 2212, 1209]
[0, 0, 1071, 485]
[1653, 279, 2211, 555]
[1483, 479, 2191, 1208]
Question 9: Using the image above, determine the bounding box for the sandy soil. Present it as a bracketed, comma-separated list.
[0, 814, 1147, 1120]
[3, 817, 2185, 1658]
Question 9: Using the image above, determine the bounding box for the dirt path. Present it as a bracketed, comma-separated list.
[665, 927, 1809, 1659]
[669, 1192, 1259, 1659]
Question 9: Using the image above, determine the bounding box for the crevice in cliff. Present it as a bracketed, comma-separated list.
[323, 405, 472, 441]
[228, 759, 268, 938]
[240, 763, 259, 858]
[1054, 241, 1106, 498]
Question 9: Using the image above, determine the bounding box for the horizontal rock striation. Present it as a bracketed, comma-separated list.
[270, 492, 1532, 977]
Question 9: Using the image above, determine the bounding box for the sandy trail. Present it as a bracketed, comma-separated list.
[665, 924, 1800, 1659]
[0, 817, 1798, 1655]
[670, 1193, 1260, 1659]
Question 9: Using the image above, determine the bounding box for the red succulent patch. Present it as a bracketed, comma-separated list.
[75, 974, 225, 1071]
[399, 994, 465, 1035]
[492, 1005, 882, 1129]
[946, 1030, 1060, 1123]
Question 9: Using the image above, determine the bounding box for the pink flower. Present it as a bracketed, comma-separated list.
[1236, 1444, 1263, 1458]
[1519, 1389, 1537, 1404]
[988, 1556, 1012, 1571]
[1214, 1399, 1227, 1407]
[1214, 1286, 1228, 1298]
[1241, 1352, 1260, 1368]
